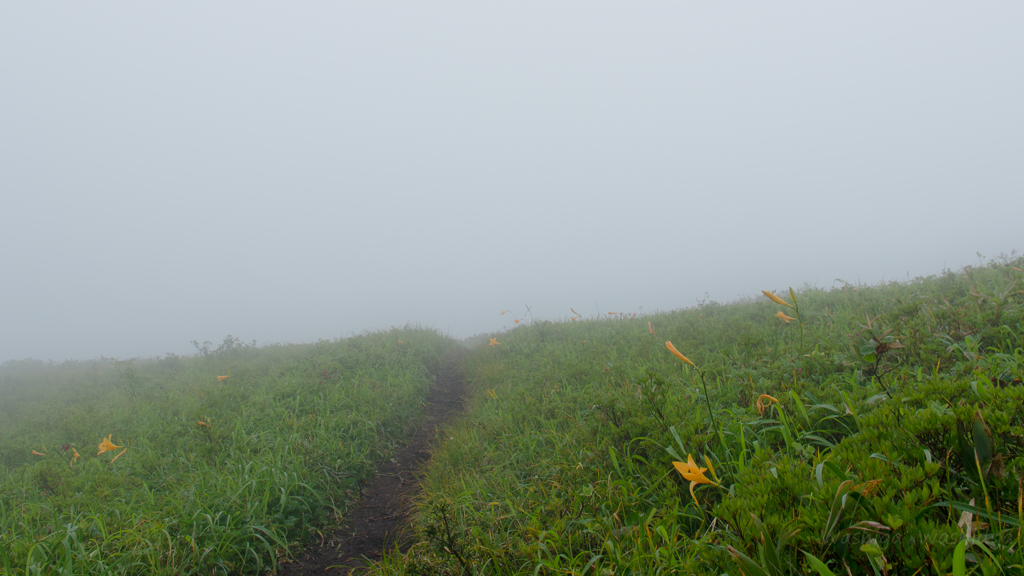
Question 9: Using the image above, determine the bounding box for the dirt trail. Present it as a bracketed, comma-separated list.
[277, 353, 466, 574]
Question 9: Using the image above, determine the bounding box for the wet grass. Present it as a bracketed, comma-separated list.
[0, 328, 459, 575]
[378, 256, 1024, 575]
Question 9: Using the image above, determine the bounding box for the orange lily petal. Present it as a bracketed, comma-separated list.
[673, 460, 696, 477]
[762, 290, 795, 309]
[109, 447, 128, 464]
[97, 434, 122, 456]
[682, 455, 709, 483]
[775, 311, 795, 323]
[665, 341, 695, 366]
[756, 394, 780, 416]
[674, 454, 717, 506]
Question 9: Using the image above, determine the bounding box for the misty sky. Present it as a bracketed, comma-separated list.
[2, 3, 1022, 362]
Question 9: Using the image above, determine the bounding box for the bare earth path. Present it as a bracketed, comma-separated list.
[278, 352, 467, 575]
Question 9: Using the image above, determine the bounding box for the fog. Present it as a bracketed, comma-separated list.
[1, 3, 1021, 362]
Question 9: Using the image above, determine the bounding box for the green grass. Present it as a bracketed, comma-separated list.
[375, 256, 1024, 575]
[0, 327, 459, 575]
[5, 256, 1022, 575]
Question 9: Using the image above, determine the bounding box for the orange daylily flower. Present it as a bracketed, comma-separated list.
[756, 394, 779, 416]
[665, 341, 695, 367]
[514, 319, 521, 324]
[648, 321, 656, 336]
[571, 316, 580, 321]
[673, 454, 719, 505]
[489, 338, 500, 346]
[198, 420, 211, 427]
[487, 389, 497, 399]
[217, 369, 231, 382]
[97, 435, 122, 456]
[674, 454, 716, 484]
[32, 449, 46, 456]
[762, 290, 795, 309]
[775, 311, 796, 323]
[500, 310, 510, 315]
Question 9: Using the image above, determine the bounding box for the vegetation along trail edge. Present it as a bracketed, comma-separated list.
[278, 350, 468, 575]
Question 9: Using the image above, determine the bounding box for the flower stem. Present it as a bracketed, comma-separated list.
[697, 368, 719, 439]
[792, 294, 804, 353]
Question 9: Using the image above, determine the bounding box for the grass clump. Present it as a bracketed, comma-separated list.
[0, 328, 459, 575]
[377, 257, 1024, 575]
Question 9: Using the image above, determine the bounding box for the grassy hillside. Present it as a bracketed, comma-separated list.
[0, 328, 459, 575]
[378, 257, 1024, 575]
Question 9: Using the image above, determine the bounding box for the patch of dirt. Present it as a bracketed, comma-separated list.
[277, 352, 466, 575]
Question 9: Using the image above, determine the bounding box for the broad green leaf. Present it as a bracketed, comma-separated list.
[929, 501, 1021, 528]
[667, 425, 686, 461]
[727, 545, 771, 576]
[973, 411, 993, 465]
[803, 552, 837, 576]
[952, 540, 966, 576]
[957, 420, 976, 473]
[860, 541, 883, 558]
[789, 390, 811, 427]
